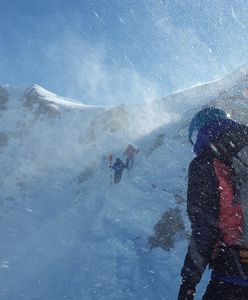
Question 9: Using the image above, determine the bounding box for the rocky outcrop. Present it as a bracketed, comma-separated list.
[148, 207, 185, 251]
[22, 87, 61, 119]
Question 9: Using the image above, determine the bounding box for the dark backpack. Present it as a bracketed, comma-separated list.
[232, 146, 248, 248]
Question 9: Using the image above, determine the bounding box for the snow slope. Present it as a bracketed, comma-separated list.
[1, 67, 248, 300]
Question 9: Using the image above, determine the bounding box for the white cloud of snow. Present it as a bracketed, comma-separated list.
[44, 33, 162, 106]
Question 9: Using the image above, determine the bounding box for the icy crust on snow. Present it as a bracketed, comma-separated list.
[1, 69, 248, 299]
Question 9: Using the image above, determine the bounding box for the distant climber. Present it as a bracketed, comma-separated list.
[123, 144, 139, 170]
[108, 153, 113, 168]
[112, 158, 126, 184]
[109, 153, 113, 184]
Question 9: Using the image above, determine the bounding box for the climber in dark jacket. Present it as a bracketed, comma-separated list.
[178, 107, 248, 300]
[112, 158, 126, 184]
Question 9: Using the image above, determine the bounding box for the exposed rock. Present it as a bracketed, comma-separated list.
[146, 133, 166, 157]
[76, 162, 98, 184]
[148, 207, 185, 251]
[22, 87, 61, 119]
[101, 106, 128, 133]
[84, 105, 128, 144]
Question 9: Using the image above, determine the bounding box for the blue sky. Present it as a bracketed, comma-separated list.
[1, 0, 248, 105]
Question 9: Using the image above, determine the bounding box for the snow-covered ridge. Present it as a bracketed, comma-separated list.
[161, 63, 248, 118]
[26, 84, 97, 108]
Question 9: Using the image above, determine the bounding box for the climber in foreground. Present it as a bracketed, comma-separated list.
[112, 157, 126, 184]
[178, 107, 248, 299]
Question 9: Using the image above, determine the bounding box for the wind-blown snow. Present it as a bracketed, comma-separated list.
[1, 69, 248, 299]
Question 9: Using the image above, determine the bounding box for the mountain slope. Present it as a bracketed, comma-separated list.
[1, 66, 248, 299]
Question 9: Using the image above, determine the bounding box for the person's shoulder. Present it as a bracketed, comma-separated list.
[189, 152, 214, 174]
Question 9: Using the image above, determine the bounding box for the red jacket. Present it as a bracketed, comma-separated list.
[124, 145, 138, 159]
[181, 149, 248, 287]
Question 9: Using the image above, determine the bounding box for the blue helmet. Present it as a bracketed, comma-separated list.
[188, 107, 230, 145]
[193, 118, 241, 156]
